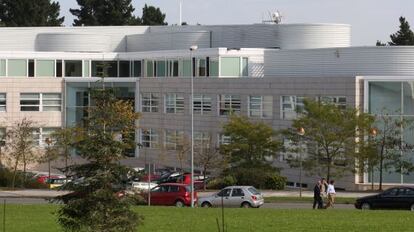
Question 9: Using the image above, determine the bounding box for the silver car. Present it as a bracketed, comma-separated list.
[199, 186, 264, 208]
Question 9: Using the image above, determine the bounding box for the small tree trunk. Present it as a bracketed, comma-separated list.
[203, 167, 207, 191]
[326, 157, 331, 182]
[22, 155, 27, 188]
[379, 144, 385, 191]
[11, 159, 19, 190]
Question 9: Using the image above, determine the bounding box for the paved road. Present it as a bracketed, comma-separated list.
[0, 197, 356, 209]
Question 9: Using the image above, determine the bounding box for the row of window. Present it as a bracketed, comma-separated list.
[0, 93, 62, 112]
[141, 129, 230, 150]
[142, 94, 346, 119]
[0, 57, 248, 78]
[0, 127, 57, 146]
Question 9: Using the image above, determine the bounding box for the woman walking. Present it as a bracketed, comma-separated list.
[325, 180, 336, 208]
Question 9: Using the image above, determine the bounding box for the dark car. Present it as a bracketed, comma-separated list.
[355, 187, 414, 211]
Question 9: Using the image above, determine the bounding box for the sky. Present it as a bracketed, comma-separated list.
[57, 0, 414, 46]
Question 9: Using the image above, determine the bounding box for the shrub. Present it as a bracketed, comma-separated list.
[206, 175, 237, 189]
[264, 174, 286, 190]
[0, 168, 48, 189]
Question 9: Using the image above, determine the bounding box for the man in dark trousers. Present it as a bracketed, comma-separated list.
[313, 180, 323, 209]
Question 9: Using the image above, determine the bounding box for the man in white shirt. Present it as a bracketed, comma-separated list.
[325, 180, 336, 208]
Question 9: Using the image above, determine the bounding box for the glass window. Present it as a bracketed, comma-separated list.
[20, 93, 40, 111]
[8, 59, 27, 77]
[141, 129, 159, 148]
[36, 60, 55, 77]
[318, 96, 347, 110]
[231, 188, 245, 197]
[242, 57, 249, 76]
[65, 60, 82, 77]
[181, 59, 191, 77]
[133, 61, 142, 77]
[156, 60, 166, 77]
[209, 58, 219, 77]
[145, 60, 154, 77]
[194, 132, 211, 150]
[42, 93, 62, 111]
[249, 96, 273, 118]
[281, 96, 305, 120]
[198, 58, 207, 77]
[369, 82, 401, 114]
[119, 61, 130, 77]
[400, 188, 414, 196]
[165, 130, 184, 150]
[141, 93, 159, 113]
[193, 95, 211, 115]
[217, 188, 231, 197]
[0, 128, 5, 145]
[221, 57, 240, 77]
[167, 60, 179, 77]
[0, 93, 6, 112]
[32, 128, 41, 145]
[165, 94, 184, 114]
[218, 134, 231, 146]
[0, 60, 6, 76]
[91, 61, 118, 77]
[28, 60, 34, 77]
[56, 60, 63, 77]
[382, 188, 399, 197]
[83, 60, 90, 77]
[219, 95, 241, 116]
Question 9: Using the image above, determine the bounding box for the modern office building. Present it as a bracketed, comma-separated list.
[0, 23, 414, 190]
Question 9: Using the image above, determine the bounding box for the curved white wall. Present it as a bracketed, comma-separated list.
[36, 33, 112, 52]
[264, 47, 414, 77]
[127, 31, 211, 52]
[278, 24, 351, 49]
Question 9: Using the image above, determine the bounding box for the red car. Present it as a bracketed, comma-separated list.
[146, 183, 197, 207]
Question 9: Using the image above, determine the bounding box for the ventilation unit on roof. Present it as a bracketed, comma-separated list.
[262, 11, 282, 24]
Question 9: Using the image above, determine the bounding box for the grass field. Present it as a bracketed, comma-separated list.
[1, 204, 413, 232]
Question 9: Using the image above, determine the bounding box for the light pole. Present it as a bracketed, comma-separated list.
[190, 45, 198, 208]
[138, 130, 151, 206]
[297, 127, 305, 198]
[45, 137, 52, 189]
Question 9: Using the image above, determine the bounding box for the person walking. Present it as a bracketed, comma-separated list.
[325, 180, 336, 208]
[313, 180, 323, 209]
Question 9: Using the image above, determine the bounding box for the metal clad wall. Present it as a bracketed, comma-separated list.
[126, 32, 211, 52]
[0, 27, 149, 52]
[264, 47, 414, 77]
[36, 33, 111, 52]
[278, 24, 351, 49]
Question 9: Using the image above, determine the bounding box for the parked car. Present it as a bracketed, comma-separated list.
[143, 183, 197, 207]
[48, 178, 69, 189]
[36, 174, 65, 184]
[198, 186, 264, 208]
[355, 187, 414, 211]
[130, 181, 158, 192]
[157, 173, 206, 190]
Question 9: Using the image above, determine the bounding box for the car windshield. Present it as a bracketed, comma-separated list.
[247, 187, 260, 195]
[185, 186, 192, 192]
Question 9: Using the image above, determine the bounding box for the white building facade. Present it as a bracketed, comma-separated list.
[0, 24, 413, 190]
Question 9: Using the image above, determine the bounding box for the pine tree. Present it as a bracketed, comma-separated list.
[0, 0, 64, 26]
[141, 4, 167, 25]
[70, 0, 140, 26]
[389, 17, 414, 45]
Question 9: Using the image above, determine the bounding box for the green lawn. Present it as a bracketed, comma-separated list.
[265, 196, 356, 204]
[1, 204, 414, 232]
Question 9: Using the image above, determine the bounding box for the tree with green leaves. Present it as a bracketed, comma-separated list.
[377, 17, 414, 46]
[285, 99, 374, 182]
[70, 0, 140, 26]
[56, 83, 141, 231]
[141, 4, 167, 25]
[6, 118, 39, 189]
[50, 127, 80, 174]
[220, 116, 283, 188]
[0, 0, 64, 26]
[369, 112, 414, 191]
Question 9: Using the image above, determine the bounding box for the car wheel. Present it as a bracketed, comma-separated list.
[361, 203, 371, 210]
[411, 204, 414, 212]
[175, 200, 185, 207]
[241, 202, 251, 208]
[201, 202, 212, 208]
